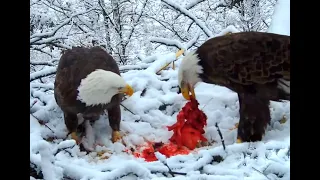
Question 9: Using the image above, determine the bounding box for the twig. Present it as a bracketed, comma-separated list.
[163, 161, 187, 176]
[201, 97, 214, 111]
[120, 103, 136, 115]
[215, 122, 226, 151]
[54, 145, 75, 157]
[252, 167, 271, 180]
[30, 100, 38, 110]
[30, 114, 55, 134]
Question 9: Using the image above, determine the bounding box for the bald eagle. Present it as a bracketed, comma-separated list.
[54, 46, 134, 145]
[178, 32, 290, 143]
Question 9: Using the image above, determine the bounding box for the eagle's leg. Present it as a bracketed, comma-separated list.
[64, 113, 81, 144]
[236, 93, 271, 143]
[107, 104, 122, 143]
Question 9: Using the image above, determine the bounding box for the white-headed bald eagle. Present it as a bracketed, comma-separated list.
[54, 46, 134, 145]
[178, 32, 290, 143]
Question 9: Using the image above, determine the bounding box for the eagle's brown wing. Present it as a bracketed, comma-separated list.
[54, 47, 123, 143]
[196, 32, 290, 142]
[197, 32, 290, 98]
[54, 46, 121, 114]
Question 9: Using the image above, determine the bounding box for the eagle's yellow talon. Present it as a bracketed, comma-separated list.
[280, 115, 287, 124]
[236, 138, 242, 143]
[71, 132, 81, 144]
[97, 150, 111, 160]
[112, 131, 122, 143]
[229, 123, 239, 130]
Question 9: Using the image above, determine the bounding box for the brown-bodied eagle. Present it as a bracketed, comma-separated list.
[54, 46, 134, 145]
[178, 32, 290, 143]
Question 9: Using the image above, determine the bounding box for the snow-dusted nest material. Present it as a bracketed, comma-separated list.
[30, 52, 290, 180]
[30, 0, 290, 177]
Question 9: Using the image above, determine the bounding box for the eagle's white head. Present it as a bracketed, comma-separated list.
[77, 69, 134, 106]
[178, 51, 203, 100]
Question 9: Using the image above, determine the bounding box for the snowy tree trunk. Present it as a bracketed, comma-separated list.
[111, 0, 126, 64]
[99, 0, 113, 54]
[104, 18, 113, 54]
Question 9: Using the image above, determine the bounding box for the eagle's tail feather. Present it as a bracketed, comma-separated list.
[277, 78, 290, 101]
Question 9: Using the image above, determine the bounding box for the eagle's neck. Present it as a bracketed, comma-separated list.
[178, 50, 204, 87]
[77, 69, 122, 106]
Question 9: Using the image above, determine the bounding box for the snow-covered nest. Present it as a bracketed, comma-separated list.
[30, 0, 290, 179]
[30, 52, 290, 180]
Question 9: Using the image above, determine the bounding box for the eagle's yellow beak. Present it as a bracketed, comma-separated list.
[119, 84, 134, 96]
[181, 83, 196, 100]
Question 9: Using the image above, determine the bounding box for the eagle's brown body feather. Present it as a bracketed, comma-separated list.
[196, 32, 290, 142]
[54, 47, 122, 135]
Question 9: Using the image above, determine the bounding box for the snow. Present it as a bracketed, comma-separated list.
[268, 0, 290, 36]
[30, 57, 290, 179]
[30, 4, 290, 179]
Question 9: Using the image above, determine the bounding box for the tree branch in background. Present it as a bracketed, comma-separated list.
[124, 0, 148, 49]
[119, 63, 150, 73]
[160, 0, 213, 37]
[150, 37, 183, 51]
[30, 48, 55, 58]
[30, 8, 95, 47]
[30, 67, 57, 82]
[173, 0, 206, 20]
[30, 60, 55, 66]
[150, 29, 200, 53]
[141, 14, 187, 42]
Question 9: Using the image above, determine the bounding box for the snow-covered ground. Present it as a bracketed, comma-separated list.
[30, 0, 290, 179]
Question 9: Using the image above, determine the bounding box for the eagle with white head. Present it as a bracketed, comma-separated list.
[178, 32, 290, 143]
[54, 46, 134, 145]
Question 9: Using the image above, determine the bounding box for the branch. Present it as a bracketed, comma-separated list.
[30, 82, 54, 90]
[30, 67, 57, 82]
[214, 25, 240, 37]
[141, 14, 187, 42]
[150, 37, 184, 50]
[30, 61, 55, 66]
[173, 0, 205, 20]
[98, 0, 116, 27]
[119, 63, 150, 73]
[161, 0, 213, 37]
[30, 47, 55, 58]
[30, 7, 96, 45]
[49, 42, 72, 49]
[150, 29, 200, 53]
[124, 0, 148, 48]
[185, 29, 201, 50]
[31, 36, 68, 45]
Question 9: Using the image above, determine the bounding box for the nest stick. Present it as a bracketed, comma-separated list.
[215, 122, 226, 151]
[120, 103, 136, 115]
[163, 161, 187, 176]
[156, 62, 171, 74]
[156, 49, 185, 74]
[31, 114, 55, 134]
